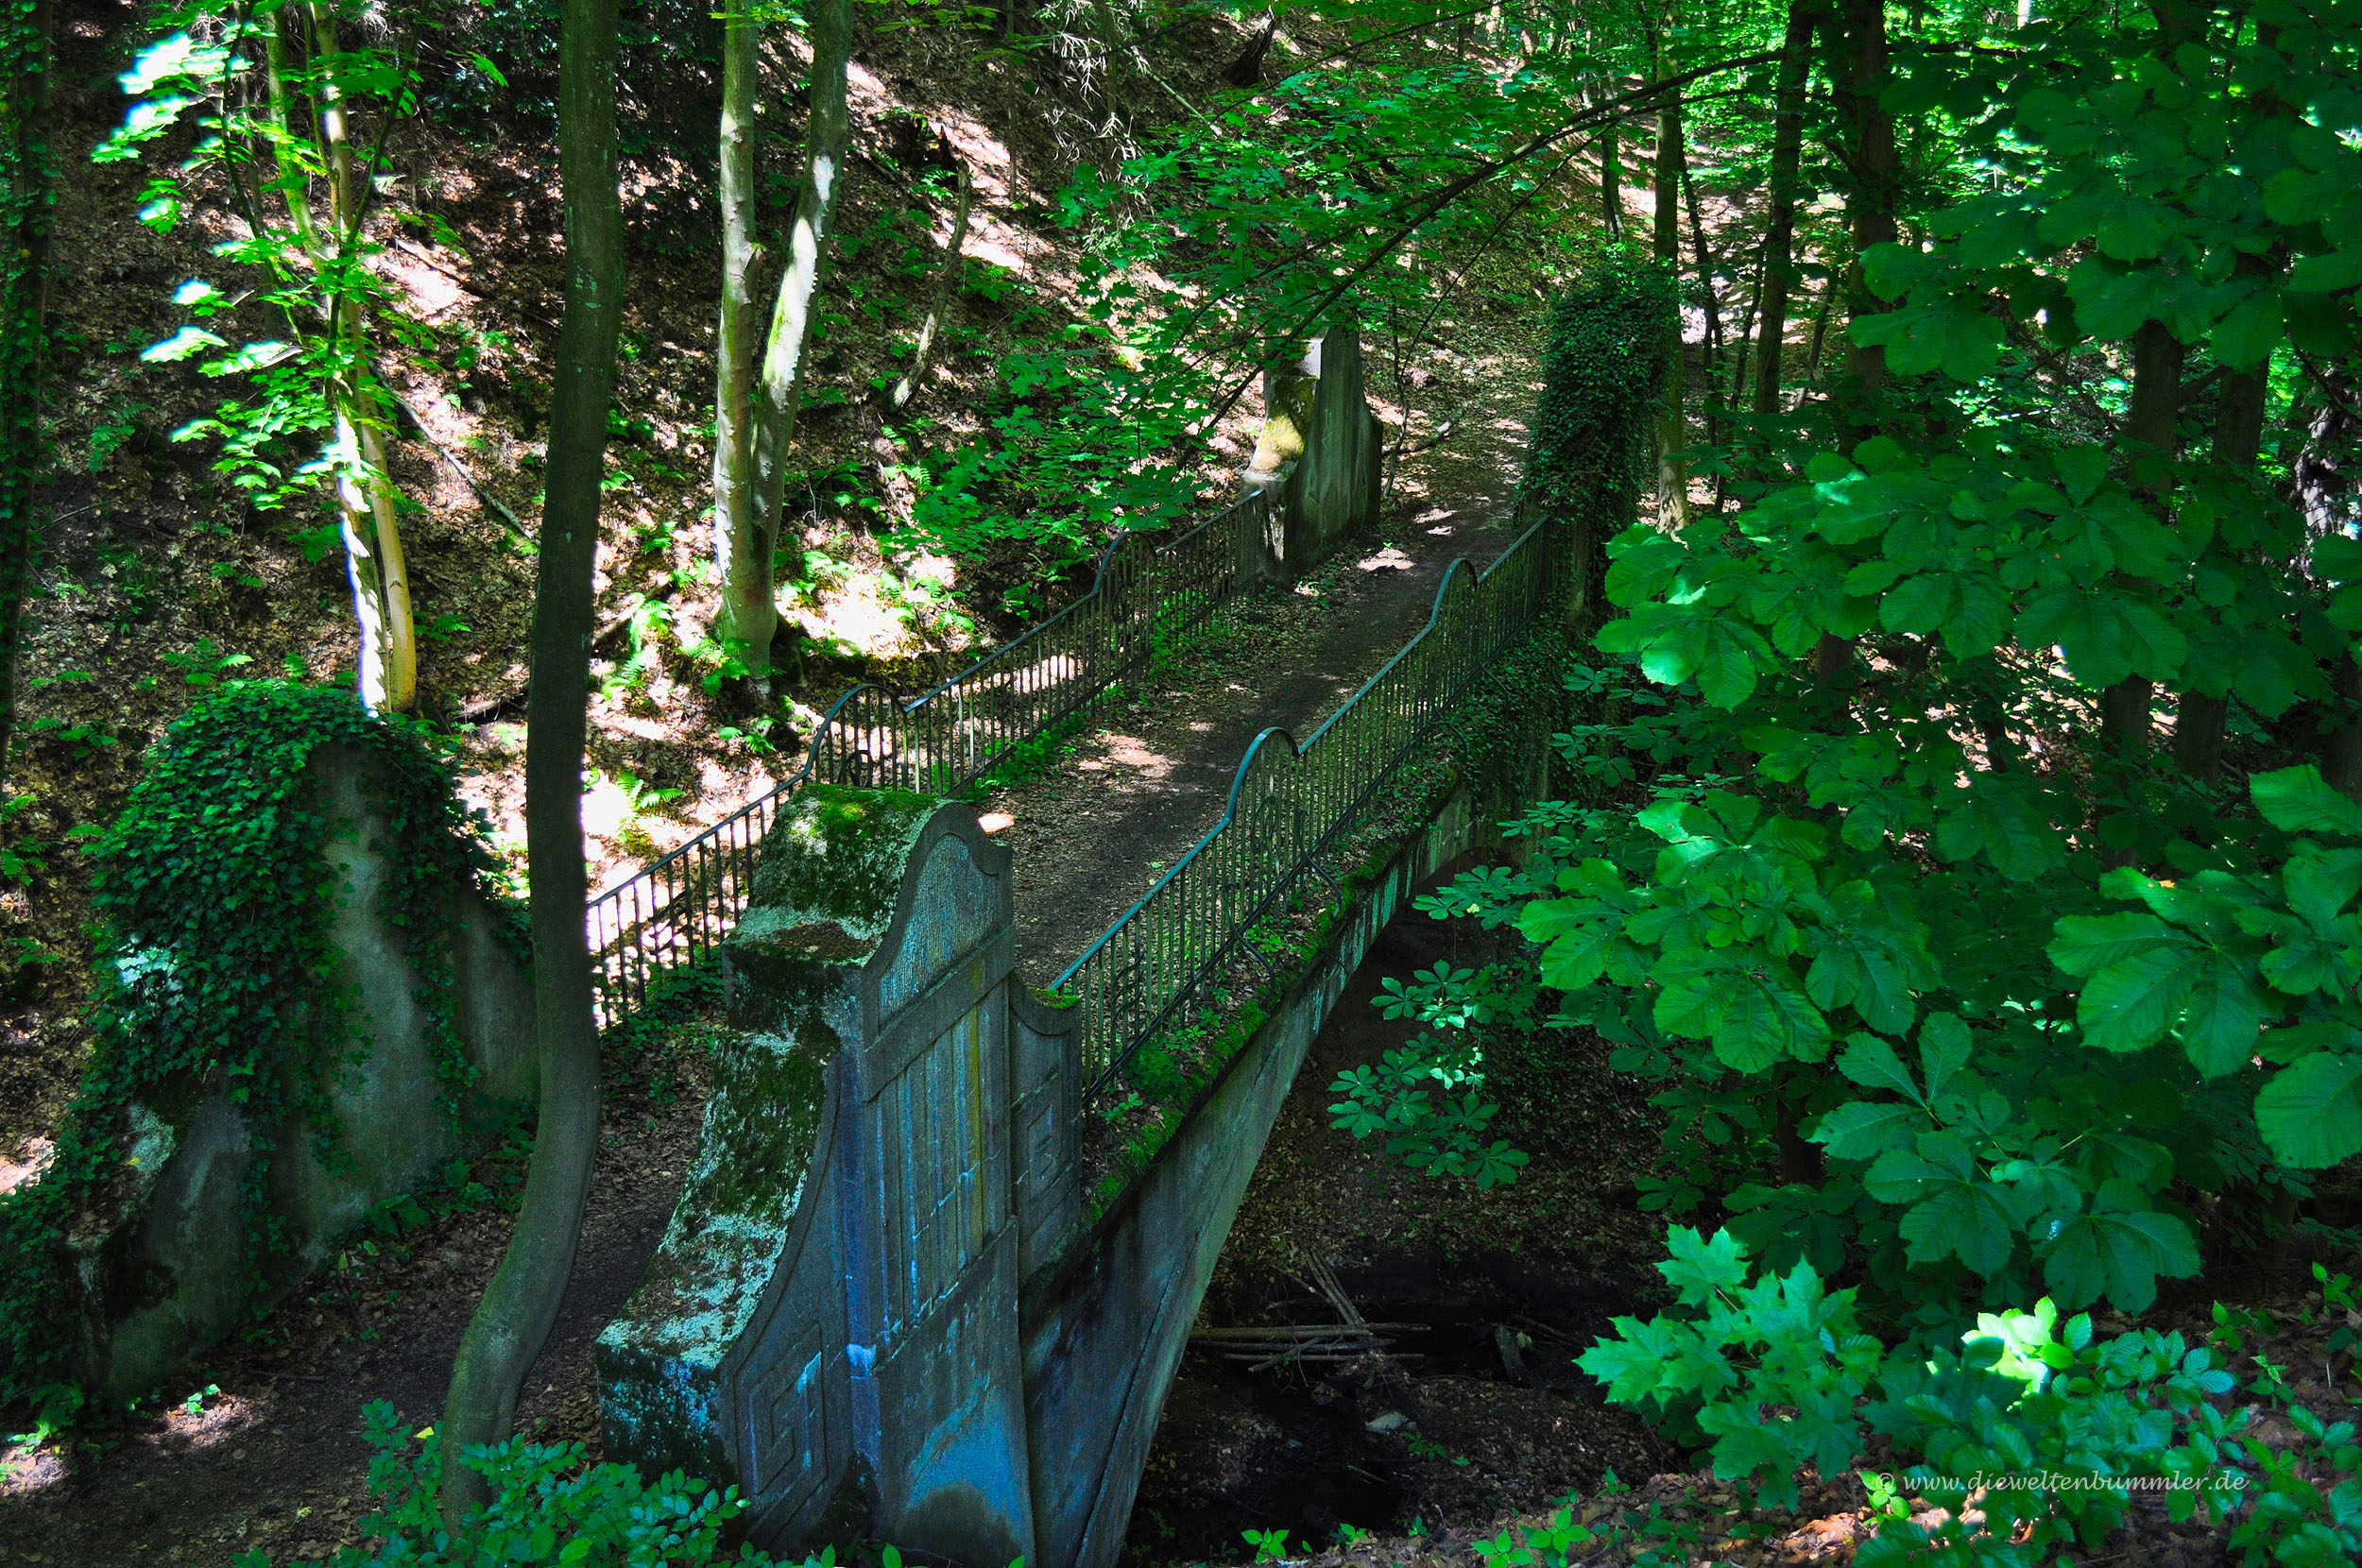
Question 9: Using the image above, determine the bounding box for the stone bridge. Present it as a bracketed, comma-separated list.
[590, 320, 1569, 1567]
[595, 759, 1538, 1568]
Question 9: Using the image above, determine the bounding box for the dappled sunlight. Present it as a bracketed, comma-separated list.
[3, 1387, 274, 1504]
[1075, 733, 1176, 782]
[0, 1135, 50, 1199]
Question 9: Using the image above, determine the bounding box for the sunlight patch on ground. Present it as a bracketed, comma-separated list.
[1357, 546, 1414, 572]
[1076, 734, 1175, 781]
[0, 1135, 51, 1198]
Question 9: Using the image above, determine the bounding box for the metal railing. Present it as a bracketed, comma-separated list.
[586, 490, 1272, 1026]
[1052, 510, 1564, 1098]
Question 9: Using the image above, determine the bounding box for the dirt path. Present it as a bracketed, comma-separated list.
[0, 1066, 708, 1568]
[987, 313, 1544, 984]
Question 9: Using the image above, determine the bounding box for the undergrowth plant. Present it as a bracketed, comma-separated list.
[1353, 5, 2362, 1338]
[1581, 1229, 2362, 1568]
[0, 680, 508, 1410]
[229, 1401, 841, 1566]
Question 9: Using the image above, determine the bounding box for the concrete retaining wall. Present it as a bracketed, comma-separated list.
[74, 742, 535, 1399]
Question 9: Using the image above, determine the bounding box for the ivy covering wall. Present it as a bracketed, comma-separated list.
[1518, 246, 1678, 635]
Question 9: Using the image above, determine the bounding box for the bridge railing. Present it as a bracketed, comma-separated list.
[1051, 511, 1562, 1099]
[586, 490, 1271, 1027]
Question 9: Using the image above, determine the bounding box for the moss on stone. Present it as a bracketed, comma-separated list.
[594, 1023, 834, 1489]
[735, 785, 937, 962]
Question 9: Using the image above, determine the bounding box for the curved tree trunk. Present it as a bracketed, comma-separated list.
[308, 3, 418, 712]
[439, 0, 624, 1527]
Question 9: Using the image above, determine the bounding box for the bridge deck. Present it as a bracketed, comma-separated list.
[987, 348, 1539, 984]
[984, 503, 1515, 982]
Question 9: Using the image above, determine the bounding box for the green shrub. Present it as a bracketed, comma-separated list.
[230, 1401, 836, 1566]
[1581, 1230, 2361, 1567]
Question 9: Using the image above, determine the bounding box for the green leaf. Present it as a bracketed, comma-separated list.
[142, 325, 228, 364]
[1813, 1099, 1926, 1161]
[2211, 287, 2283, 371]
[2289, 248, 2362, 294]
[2038, 1182, 2199, 1311]
[2255, 1054, 2362, 1168]
[2251, 766, 2362, 839]
[1868, 1133, 2028, 1275]
[1656, 961, 1831, 1070]
[1835, 1034, 1922, 1100]
[1936, 777, 2065, 882]
[1657, 1224, 1751, 1305]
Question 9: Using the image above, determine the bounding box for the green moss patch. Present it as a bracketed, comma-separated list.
[735, 783, 937, 961]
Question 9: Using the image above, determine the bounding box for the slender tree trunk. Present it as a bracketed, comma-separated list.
[0, 0, 53, 777]
[1806, 256, 1837, 374]
[1822, 0, 1896, 440]
[1652, 33, 1688, 526]
[1751, 0, 1815, 425]
[893, 164, 973, 409]
[439, 0, 624, 1527]
[1598, 76, 1621, 236]
[741, 0, 852, 673]
[1680, 155, 1720, 451]
[710, 0, 764, 661]
[308, 3, 417, 713]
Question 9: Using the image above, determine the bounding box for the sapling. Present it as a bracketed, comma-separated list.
[98, 2, 429, 713]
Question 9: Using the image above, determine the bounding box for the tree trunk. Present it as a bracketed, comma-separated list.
[1751, 0, 1816, 425]
[892, 164, 974, 409]
[710, 0, 764, 663]
[1822, 0, 1896, 439]
[1652, 34, 1688, 526]
[307, 3, 417, 713]
[0, 0, 54, 778]
[438, 0, 624, 1527]
[1806, 257, 1837, 375]
[741, 0, 852, 673]
[334, 389, 419, 715]
[2174, 364, 2268, 783]
[1598, 75, 1621, 237]
[2101, 318, 2184, 758]
[1680, 154, 1720, 452]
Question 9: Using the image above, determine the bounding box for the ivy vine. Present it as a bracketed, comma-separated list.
[0, 681, 509, 1409]
[1519, 243, 1676, 631]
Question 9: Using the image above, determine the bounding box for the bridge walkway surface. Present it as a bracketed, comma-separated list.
[978, 317, 1542, 982]
[984, 491, 1519, 983]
